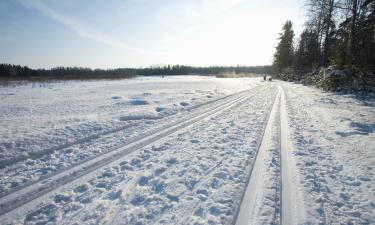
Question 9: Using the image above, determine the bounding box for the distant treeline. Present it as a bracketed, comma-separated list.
[0, 64, 272, 80]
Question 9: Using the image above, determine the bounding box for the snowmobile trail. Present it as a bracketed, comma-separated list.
[0, 85, 264, 222]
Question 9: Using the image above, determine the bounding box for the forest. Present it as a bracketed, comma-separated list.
[273, 0, 375, 91]
[0, 64, 271, 80]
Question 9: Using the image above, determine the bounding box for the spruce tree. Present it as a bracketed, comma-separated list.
[273, 21, 295, 74]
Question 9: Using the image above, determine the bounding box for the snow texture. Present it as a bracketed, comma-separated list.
[0, 76, 374, 225]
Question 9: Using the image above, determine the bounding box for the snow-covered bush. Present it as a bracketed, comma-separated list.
[318, 67, 347, 91]
[277, 67, 295, 81]
[301, 71, 321, 85]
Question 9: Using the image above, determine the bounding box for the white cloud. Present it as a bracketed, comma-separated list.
[21, 0, 158, 56]
[14, 0, 303, 67]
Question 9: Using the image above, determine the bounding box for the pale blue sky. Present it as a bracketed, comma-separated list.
[0, 0, 304, 68]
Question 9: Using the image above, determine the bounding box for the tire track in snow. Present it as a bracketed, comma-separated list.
[0, 86, 265, 220]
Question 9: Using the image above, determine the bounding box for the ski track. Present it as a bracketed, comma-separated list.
[0, 84, 270, 224]
[1, 78, 374, 225]
[0, 87, 250, 169]
[279, 86, 307, 225]
[158, 90, 277, 225]
[234, 87, 281, 225]
[234, 84, 307, 225]
[87, 93, 265, 225]
[0, 86, 257, 198]
[234, 82, 375, 225]
[93, 84, 279, 225]
[0, 76, 253, 163]
[0, 76, 258, 196]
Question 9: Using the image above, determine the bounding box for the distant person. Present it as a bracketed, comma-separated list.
[263, 75, 266, 81]
[268, 76, 272, 82]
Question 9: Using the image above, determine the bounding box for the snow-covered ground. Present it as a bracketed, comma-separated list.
[281, 82, 375, 224]
[0, 76, 374, 224]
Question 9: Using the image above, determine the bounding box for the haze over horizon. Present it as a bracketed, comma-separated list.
[0, 0, 304, 69]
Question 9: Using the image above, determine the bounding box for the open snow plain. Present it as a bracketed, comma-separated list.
[0, 76, 374, 224]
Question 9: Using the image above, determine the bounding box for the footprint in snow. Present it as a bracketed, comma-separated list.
[180, 102, 189, 107]
[129, 98, 149, 105]
[209, 206, 221, 216]
[138, 176, 149, 186]
[165, 157, 178, 166]
[74, 184, 89, 193]
[155, 106, 166, 113]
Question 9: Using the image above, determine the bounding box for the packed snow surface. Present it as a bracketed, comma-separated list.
[0, 76, 374, 224]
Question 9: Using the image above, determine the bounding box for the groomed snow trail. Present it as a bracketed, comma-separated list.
[235, 85, 308, 225]
[0, 85, 262, 218]
[0, 77, 259, 197]
[1, 78, 374, 224]
[279, 86, 307, 225]
[0, 88, 256, 198]
[235, 86, 281, 225]
[235, 82, 375, 225]
[1, 83, 280, 225]
[0, 87, 256, 205]
[82, 84, 278, 225]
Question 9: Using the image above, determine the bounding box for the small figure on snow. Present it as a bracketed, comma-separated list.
[268, 76, 272, 82]
[263, 75, 267, 81]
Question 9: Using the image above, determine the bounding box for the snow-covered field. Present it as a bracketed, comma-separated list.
[0, 76, 374, 224]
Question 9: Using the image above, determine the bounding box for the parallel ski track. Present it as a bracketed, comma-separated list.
[175, 94, 278, 225]
[234, 84, 305, 225]
[0, 85, 265, 218]
[144, 86, 278, 225]
[0, 122, 136, 169]
[0, 86, 264, 198]
[0, 87, 259, 200]
[0, 87, 256, 170]
[232, 86, 280, 225]
[100, 89, 266, 225]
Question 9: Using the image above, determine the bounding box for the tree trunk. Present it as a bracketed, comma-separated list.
[322, 0, 335, 67]
[347, 0, 358, 67]
[316, 9, 323, 68]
